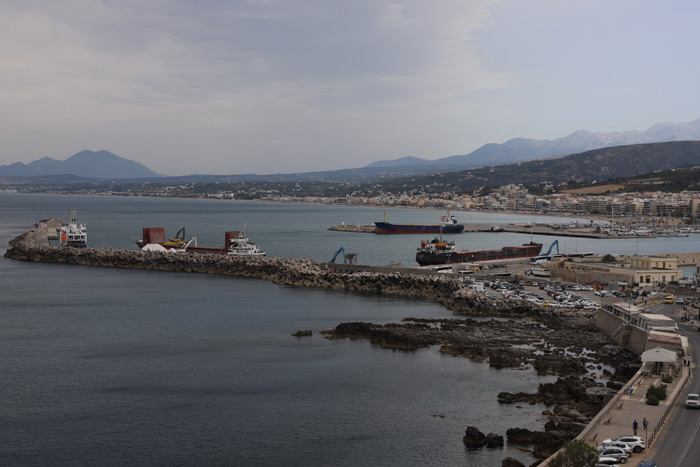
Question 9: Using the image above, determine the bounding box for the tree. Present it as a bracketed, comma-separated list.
[548, 439, 599, 467]
[601, 254, 617, 263]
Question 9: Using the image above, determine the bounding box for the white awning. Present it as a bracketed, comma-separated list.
[641, 346, 677, 363]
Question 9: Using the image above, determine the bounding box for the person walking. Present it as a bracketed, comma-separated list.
[633, 419, 638, 436]
[643, 417, 648, 431]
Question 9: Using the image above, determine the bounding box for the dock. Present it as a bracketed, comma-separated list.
[327, 223, 375, 233]
[329, 222, 642, 239]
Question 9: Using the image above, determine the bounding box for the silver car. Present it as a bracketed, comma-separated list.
[597, 442, 632, 454]
[598, 446, 630, 463]
[686, 393, 700, 409]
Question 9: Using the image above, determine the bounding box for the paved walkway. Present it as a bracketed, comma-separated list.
[540, 355, 691, 466]
[577, 356, 691, 464]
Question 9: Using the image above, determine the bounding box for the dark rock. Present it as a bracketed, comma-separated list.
[502, 457, 526, 467]
[291, 330, 312, 337]
[462, 426, 487, 448]
[486, 433, 504, 447]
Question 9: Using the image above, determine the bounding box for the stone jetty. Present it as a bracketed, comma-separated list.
[327, 223, 375, 233]
[6, 219, 572, 318]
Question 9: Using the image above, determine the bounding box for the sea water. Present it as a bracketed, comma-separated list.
[1, 193, 697, 466]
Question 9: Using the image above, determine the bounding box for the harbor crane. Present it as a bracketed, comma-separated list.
[329, 247, 357, 265]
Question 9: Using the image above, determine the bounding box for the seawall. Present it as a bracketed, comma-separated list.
[594, 308, 649, 354]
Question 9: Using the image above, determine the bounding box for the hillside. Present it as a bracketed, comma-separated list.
[563, 166, 700, 194]
[365, 141, 700, 194]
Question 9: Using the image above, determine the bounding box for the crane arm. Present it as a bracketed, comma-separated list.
[330, 247, 346, 263]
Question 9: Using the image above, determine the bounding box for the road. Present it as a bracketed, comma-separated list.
[642, 302, 700, 467]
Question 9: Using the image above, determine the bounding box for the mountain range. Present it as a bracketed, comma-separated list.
[0, 150, 162, 179]
[367, 140, 700, 194]
[366, 117, 700, 170]
[1, 118, 700, 181]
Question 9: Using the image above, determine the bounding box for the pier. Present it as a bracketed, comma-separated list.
[328, 222, 639, 239]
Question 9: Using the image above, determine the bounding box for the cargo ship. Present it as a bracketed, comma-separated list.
[415, 237, 542, 266]
[374, 213, 464, 234]
[136, 227, 265, 256]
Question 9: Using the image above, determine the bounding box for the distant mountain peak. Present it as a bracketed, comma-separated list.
[0, 150, 164, 179]
[362, 117, 700, 173]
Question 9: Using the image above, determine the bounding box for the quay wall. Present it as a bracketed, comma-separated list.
[546, 263, 630, 286]
[594, 308, 648, 355]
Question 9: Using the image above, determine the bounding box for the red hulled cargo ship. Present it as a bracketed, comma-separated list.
[415, 237, 542, 266]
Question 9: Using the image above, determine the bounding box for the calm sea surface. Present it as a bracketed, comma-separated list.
[1, 193, 698, 466]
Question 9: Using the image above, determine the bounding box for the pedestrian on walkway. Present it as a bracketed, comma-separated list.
[643, 417, 648, 431]
[633, 419, 638, 436]
[689, 355, 692, 367]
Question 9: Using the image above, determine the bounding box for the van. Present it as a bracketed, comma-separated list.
[664, 295, 675, 304]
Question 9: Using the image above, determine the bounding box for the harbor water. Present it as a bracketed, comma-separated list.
[1, 193, 698, 466]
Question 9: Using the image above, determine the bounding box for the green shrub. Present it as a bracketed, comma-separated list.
[646, 393, 659, 405]
[548, 439, 599, 467]
[646, 383, 667, 401]
[662, 374, 673, 384]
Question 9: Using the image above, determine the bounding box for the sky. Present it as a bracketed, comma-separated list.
[1, 0, 699, 176]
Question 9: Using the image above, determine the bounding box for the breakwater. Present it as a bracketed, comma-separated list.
[6, 219, 571, 318]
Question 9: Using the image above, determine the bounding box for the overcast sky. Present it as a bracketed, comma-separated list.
[2, 0, 699, 176]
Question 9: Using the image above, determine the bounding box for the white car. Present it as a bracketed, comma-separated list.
[602, 435, 645, 453]
[597, 442, 632, 454]
[686, 393, 700, 409]
[596, 456, 622, 466]
[597, 446, 629, 463]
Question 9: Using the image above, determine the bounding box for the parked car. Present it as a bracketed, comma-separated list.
[637, 462, 657, 467]
[596, 456, 622, 466]
[597, 442, 632, 454]
[685, 393, 700, 409]
[597, 446, 629, 463]
[602, 435, 645, 453]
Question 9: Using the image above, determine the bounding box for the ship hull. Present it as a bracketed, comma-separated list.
[416, 243, 542, 266]
[374, 222, 464, 234]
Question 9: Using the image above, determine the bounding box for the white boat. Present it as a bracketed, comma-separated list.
[227, 230, 266, 257]
[59, 210, 87, 248]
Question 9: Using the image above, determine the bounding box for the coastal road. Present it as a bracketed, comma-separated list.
[643, 313, 700, 466]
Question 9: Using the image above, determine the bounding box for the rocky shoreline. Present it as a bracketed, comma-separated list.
[5, 219, 641, 466]
[322, 315, 638, 464]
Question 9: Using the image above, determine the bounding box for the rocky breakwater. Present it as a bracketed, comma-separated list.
[5, 220, 581, 318]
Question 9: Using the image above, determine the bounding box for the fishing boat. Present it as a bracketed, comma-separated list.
[227, 230, 266, 256]
[58, 210, 87, 248]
